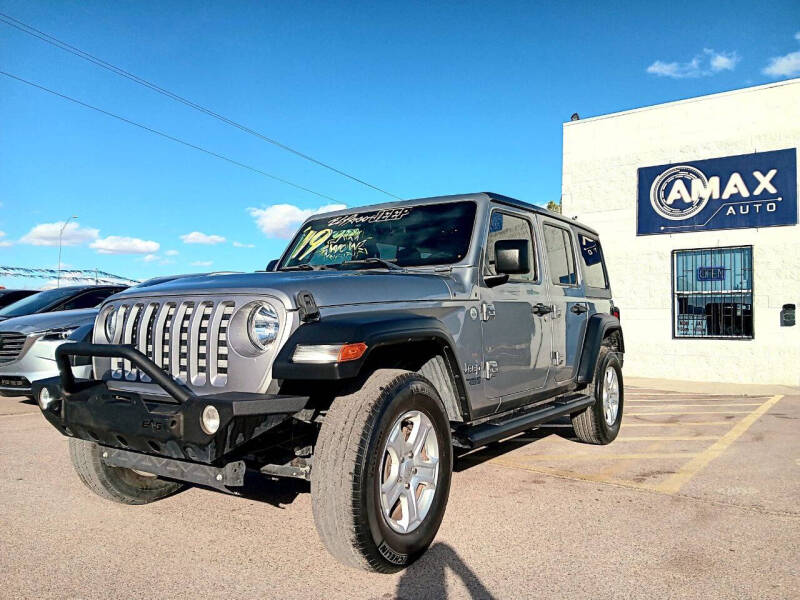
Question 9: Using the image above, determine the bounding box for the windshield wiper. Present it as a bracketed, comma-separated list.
[279, 263, 316, 271]
[333, 258, 403, 271]
[280, 263, 340, 271]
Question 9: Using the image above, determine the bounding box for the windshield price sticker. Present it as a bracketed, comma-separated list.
[290, 227, 371, 261]
[328, 208, 411, 227]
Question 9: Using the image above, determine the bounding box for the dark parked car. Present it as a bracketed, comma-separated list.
[0, 289, 37, 309]
[0, 285, 126, 322]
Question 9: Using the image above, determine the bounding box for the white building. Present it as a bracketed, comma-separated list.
[562, 79, 800, 385]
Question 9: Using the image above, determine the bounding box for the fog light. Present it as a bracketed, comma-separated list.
[200, 405, 220, 435]
[38, 387, 56, 410]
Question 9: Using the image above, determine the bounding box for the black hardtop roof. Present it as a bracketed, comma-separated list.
[483, 192, 599, 236]
[310, 192, 599, 236]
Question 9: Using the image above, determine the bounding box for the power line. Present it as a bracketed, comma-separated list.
[0, 12, 402, 200]
[0, 70, 342, 202]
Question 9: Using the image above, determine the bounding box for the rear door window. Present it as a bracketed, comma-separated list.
[577, 234, 609, 290]
[543, 224, 577, 286]
[61, 289, 120, 310]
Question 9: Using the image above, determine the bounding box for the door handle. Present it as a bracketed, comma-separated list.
[570, 304, 588, 314]
[532, 303, 553, 316]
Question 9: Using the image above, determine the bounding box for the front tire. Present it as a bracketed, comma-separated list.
[68, 438, 185, 504]
[571, 346, 623, 444]
[311, 369, 453, 573]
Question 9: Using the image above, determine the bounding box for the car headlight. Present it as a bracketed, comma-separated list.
[103, 307, 118, 341]
[247, 303, 280, 350]
[39, 327, 78, 342]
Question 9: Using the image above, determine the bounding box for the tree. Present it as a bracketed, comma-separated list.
[545, 199, 562, 214]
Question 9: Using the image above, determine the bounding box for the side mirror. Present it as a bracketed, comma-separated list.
[494, 239, 530, 275]
[266, 259, 278, 272]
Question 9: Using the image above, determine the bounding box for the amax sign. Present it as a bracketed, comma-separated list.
[637, 148, 797, 235]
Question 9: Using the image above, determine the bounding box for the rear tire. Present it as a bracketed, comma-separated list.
[571, 346, 623, 444]
[311, 369, 453, 573]
[68, 438, 185, 504]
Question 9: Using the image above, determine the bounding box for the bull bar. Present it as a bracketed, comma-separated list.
[32, 343, 309, 483]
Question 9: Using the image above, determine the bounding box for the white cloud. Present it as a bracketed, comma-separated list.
[191, 260, 213, 267]
[233, 241, 255, 248]
[20, 221, 99, 246]
[181, 231, 226, 245]
[647, 49, 739, 78]
[140, 254, 174, 266]
[709, 50, 739, 72]
[0, 231, 11, 248]
[795, 31, 800, 42]
[247, 203, 347, 239]
[91, 236, 160, 255]
[763, 51, 800, 77]
[164, 249, 179, 256]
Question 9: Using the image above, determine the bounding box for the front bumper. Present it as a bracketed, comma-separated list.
[35, 342, 309, 466]
[0, 338, 92, 397]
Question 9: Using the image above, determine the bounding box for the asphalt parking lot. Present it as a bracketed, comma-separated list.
[1, 382, 798, 600]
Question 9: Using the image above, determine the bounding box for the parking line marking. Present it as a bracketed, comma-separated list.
[499, 452, 697, 461]
[617, 436, 720, 441]
[489, 460, 650, 491]
[625, 403, 762, 407]
[627, 410, 752, 416]
[653, 394, 784, 495]
[623, 421, 733, 427]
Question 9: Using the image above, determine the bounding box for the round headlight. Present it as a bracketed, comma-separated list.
[247, 304, 279, 350]
[38, 386, 56, 410]
[103, 308, 118, 341]
[201, 405, 220, 435]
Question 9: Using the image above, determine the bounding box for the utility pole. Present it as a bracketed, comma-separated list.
[57, 216, 78, 288]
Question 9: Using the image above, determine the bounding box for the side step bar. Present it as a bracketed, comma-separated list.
[457, 394, 595, 449]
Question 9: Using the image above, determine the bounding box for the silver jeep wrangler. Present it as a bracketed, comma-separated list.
[35, 192, 624, 572]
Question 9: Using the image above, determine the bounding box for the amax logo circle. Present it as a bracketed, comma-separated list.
[649, 165, 710, 220]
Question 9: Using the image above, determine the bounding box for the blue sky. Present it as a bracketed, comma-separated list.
[1, 1, 798, 289]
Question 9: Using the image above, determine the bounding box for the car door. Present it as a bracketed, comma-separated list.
[540, 220, 589, 383]
[480, 207, 552, 404]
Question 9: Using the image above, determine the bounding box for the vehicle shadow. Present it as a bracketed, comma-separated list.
[394, 542, 496, 600]
[191, 470, 309, 508]
[236, 470, 309, 507]
[454, 420, 577, 473]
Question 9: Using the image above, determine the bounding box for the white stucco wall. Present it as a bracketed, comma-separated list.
[562, 79, 800, 385]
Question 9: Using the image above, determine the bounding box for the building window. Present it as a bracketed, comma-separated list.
[673, 246, 753, 339]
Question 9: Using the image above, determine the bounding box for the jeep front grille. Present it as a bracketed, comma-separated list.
[0, 333, 26, 364]
[110, 300, 234, 387]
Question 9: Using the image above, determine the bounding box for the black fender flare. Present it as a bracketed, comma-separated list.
[273, 311, 468, 389]
[576, 314, 624, 385]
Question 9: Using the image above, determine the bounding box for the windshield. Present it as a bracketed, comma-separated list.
[0, 287, 78, 317]
[279, 201, 477, 269]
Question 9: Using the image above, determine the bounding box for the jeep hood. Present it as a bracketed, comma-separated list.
[0, 308, 98, 335]
[110, 271, 454, 308]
